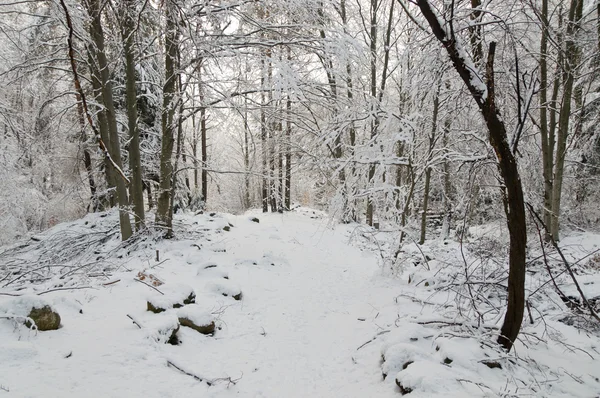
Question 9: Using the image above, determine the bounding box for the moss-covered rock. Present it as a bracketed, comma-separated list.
[26, 306, 61, 331]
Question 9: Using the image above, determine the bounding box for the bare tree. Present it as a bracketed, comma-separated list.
[415, 0, 527, 351]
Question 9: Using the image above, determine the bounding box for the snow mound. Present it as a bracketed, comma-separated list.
[395, 360, 462, 396]
[381, 343, 430, 379]
[206, 280, 242, 300]
[146, 283, 195, 312]
[196, 262, 229, 279]
[0, 295, 55, 317]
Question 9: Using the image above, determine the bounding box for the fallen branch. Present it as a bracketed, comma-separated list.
[126, 314, 143, 329]
[167, 360, 211, 386]
[38, 286, 94, 295]
[134, 278, 164, 295]
[356, 330, 390, 351]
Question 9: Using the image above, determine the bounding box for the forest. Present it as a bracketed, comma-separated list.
[0, 0, 600, 396]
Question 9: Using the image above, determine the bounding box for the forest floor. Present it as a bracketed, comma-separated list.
[0, 208, 599, 397]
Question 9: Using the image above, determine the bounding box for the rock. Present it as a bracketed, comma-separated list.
[147, 284, 196, 313]
[147, 301, 167, 313]
[223, 225, 231, 232]
[177, 306, 216, 335]
[166, 324, 180, 345]
[0, 296, 61, 331]
[141, 312, 180, 345]
[481, 360, 502, 369]
[179, 317, 215, 335]
[26, 306, 61, 331]
[250, 217, 260, 223]
[207, 281, 242, 300]
[196, 263, 229, 279]
[395, 379, 413, 395]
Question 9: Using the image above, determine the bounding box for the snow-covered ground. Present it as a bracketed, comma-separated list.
[1, 208, 599, 397]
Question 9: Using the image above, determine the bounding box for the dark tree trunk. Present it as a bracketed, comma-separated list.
[85, 0, 132, 240]
[74, 90, 97, 209]
[416, 0, 527, 352]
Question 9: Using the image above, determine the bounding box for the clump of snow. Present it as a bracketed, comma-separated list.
[196, 263, 229, 279]
[137, 311, 180, 345]
[206, 280, 242, 300]
[147, 283, 195, 312]
[395, 360, 462, 396]
[381, 343, 430, 379]
[0, 295, 55, 317]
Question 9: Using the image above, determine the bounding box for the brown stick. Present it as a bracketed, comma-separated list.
[167, 360, 211, 386]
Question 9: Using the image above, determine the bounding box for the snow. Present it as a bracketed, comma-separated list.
[0, 208, 599, 397]
[0, 295, 55, 317]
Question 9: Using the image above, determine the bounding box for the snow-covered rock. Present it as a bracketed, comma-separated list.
[146, 283, 196, 313]
[206, 280, 242, 300]
[177, 305, 215, 335]
[0, 295, 61, 331]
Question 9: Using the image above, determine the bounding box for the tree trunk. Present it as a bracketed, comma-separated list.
[539, 0, 554, 241]
[416, 1, 527, 352]
[87, 47, 116, 208]
[85, 0, 132, 240]
[121, 0, 145, 230]
[200, 107, 208, 204]
[156, 0, 178, 237]
[261, 52, 269, 213]
[285, 94, 292, 210]
[419, 81, 440, 244]
[243, 94, 252, 210]
[366, 0, 378, 227]
[550, 0, 582, 241]
[441, 118, 452, 240]
[74, 90, 97, 210]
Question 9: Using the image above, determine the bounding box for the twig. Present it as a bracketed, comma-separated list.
[356, 330, 390, 351]
[356, 338, 375, 351]
[134, 278, 164, 295]
[525, 300, 534, 324]
[126, 314, 143, 329]
[167, 360, 211, 386]
[37, 286, 94, 295]
[103, 279, 121, 286]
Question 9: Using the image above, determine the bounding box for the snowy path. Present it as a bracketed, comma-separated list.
[207, 212, 399, 397]
[0, 210, 402, 398]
